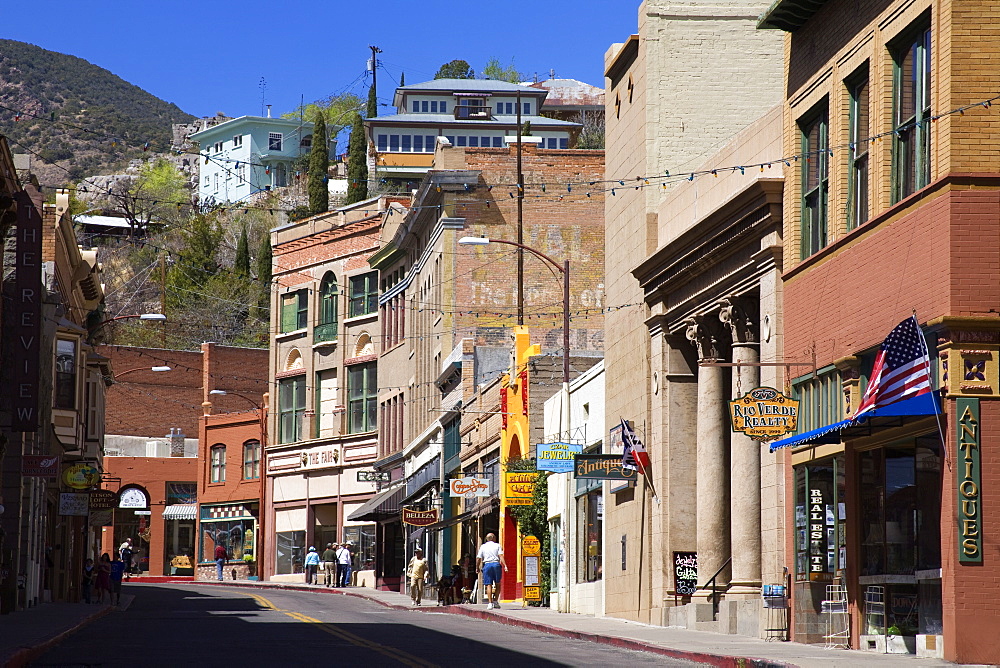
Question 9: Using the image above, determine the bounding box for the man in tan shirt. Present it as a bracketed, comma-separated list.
[406, 547, 429, 606]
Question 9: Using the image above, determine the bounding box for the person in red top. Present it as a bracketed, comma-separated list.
[214, 543, 228, 581]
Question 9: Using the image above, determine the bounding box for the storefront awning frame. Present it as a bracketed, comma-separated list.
[769, 391, 941, 452]
[162, 504, 198, 520]
[346, 485, 404, 522]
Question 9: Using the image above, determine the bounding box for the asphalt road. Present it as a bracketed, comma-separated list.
[31, 583, 700, 667]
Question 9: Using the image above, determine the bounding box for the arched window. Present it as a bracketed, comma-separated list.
[243, 440, 261, 480]
[316, 273, 339, 344]
[210, 445, 226, 483]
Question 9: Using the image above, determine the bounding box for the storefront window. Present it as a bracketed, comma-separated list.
[343, 525, 376, 572]
[200, 519, 254, 563]
[794, 456, 846, 581]
[276, 530, 305, 574]
[576, 484, 603, 583]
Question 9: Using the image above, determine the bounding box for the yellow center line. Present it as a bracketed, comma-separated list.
[246, 593, 436, 668]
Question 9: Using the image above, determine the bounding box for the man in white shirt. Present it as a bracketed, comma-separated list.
[476, 533, 507, 609]
[336, 542, 352, 587]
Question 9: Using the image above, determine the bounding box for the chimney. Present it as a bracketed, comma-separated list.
[266, 104, 272, 118]
[169, 428, 186, 457]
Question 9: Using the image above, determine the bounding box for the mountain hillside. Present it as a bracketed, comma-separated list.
[0, 39, 195, 186]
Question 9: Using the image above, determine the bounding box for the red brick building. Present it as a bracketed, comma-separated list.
[761, 0, 1000, 660]
[99, 343, 268, 578]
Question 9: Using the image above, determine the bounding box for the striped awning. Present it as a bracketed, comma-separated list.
[162, 504, 198, 520]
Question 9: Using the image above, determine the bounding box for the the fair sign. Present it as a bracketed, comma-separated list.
[449, 476, 490, 498]
[536, 441, 584, 473]
[729, 386, 799, 441]
[300, 447, 340, 471]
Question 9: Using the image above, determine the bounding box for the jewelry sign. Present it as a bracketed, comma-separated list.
[729, 387, 799, 441]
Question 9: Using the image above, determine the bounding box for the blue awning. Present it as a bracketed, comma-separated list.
[769, 391, 941, 452]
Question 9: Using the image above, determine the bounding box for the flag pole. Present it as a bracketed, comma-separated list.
[639, 421, 660, 505]
[913, 311, 951, 469]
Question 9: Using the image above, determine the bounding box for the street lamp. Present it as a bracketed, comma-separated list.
[113, 366, 172, 380]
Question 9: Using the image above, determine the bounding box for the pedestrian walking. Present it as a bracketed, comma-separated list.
[406, 548, 429, 606]
[336, 542, 352, 587]
[321, 543, 337, 587]
[109, 553, 126, 606]
[476, 532, 507, 609]
[81, 558, 95, 604]
[304, 546, 320, 585]
[119, 538, 134, 581]
[214, 542, 228, 581]
[95, 553, 111, 604]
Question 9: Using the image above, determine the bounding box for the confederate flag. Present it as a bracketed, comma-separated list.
[620, 419, 650, 476]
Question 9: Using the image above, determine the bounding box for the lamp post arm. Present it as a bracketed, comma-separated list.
[478, 238, 564, 275]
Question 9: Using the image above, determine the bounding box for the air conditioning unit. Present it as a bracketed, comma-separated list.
[146, 440, 169, 458]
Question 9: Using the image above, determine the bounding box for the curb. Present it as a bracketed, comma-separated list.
[184, 581, 793, 668]
[3, 605, 114, 668]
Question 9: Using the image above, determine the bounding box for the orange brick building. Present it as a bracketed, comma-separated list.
[761, 0, 1000, 661]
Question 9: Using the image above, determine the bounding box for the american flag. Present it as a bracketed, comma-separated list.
[854, 316, 932, 418]
[620, 419, 651, 476]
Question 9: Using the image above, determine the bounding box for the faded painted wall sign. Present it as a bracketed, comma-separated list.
[729, 387, 799, 440]
[957, 398, 982, 563]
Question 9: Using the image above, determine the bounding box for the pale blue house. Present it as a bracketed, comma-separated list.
[190, 115, 315, 205]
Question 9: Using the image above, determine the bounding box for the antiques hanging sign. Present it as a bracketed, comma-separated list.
[729, 386, 800, 440]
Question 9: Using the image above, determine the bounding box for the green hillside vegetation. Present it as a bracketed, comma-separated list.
[0, 38, 194, 185]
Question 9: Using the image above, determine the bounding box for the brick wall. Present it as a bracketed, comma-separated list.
[199, 411, 264, 505]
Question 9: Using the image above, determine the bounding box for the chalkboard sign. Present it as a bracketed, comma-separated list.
[673, 551, 698, 596]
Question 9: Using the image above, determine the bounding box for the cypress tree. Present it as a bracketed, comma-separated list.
[256, 231, 272, 314]
[399, 71, 405, 86]
[308, 111, 329, 214]
[367, 83, 378, 119]
[345, 112, 368, 204]
[234, 224, 250, 278]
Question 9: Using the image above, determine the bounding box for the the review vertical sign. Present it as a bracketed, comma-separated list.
[12, 191, 42, 431]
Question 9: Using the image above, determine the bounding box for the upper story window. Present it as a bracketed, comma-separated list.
[349, 272, 378, 318]
[348, 361, 377, 434]
[278, 376, 306, 444]
[281, 290, 308, 333]
[233, 135, 243, 148]
[268, 132, 283, 151]
[456, 98, 490, 120]
[243, 440, 261, 480]
[214, 141, 223, 153]
[210, 445, 226, 483]
[799, 104, 829, 259]
[847, 71, 870, 230]
[54, 338, 77, 410]
[300, 134, 312, 149]
[892, 22, 932, 202]
[316, 273, 339, 343]
[792, 367, 843, 434]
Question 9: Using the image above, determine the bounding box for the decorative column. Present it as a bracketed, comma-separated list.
[720, 296, 761, 596]
[685, 315, 730, 596]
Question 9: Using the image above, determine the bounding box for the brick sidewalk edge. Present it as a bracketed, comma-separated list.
[2, 605, 113, 668]
[191, 581, 792, 668]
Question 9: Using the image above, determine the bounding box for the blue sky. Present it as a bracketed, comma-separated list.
[4, 1, 636, 119]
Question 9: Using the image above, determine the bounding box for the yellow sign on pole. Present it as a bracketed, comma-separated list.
[523, 585, 542, 601]
[522, 535, 541, 556]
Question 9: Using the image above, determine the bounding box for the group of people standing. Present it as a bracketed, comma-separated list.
[304, 542, 354, 587]
[80, 537, 137, 605]
[406, 533, 507, 609]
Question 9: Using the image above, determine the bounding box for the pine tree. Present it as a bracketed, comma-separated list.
[234, 225, 250, 278]
[399, 71, 405, 86]
[308, 112, 329, 215]
[367, 83, 378, 119]
[256, 231, 272, 313]
[344, 112, 368, 204]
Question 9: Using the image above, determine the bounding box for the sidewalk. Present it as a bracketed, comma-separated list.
[186, 579, 964, 668]
[0, 594, 134, 668]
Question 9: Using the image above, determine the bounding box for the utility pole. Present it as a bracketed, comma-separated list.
[369, 45, 382, 115]
[160, 251, 167, 348]
[516, 88, 524, 326]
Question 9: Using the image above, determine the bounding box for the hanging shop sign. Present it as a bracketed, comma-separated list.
[22, 455, 59, 478]
[673, 551, 698, 596]
[58, 492, 90, 516]
[503, 472, 536, 506]
[449, 476, 490, 498]
[62, 463, 101, 490]
[88, 490, 117, 511]
[807, 487, 831, 578]
[536, 442, 584, 473]
[573, 454, 638, 481]
[522, 535, 541, 557]
[957, 398, 983, 563]
[729, 387, 799, 441]
[358, 470, 391, 482]
[401, 507, 439, 526]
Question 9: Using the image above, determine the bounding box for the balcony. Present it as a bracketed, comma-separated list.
[313, 322, 338, 345]
[454, 104, 491, 120]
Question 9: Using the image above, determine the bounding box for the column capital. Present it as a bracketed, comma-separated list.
[718, 295, 757, 346]
[684, 315, 725, 361]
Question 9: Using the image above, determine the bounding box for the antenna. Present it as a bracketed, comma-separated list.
[259, 77, 267, 116]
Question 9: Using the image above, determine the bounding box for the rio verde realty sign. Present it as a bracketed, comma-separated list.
[729, 387, 799, 441]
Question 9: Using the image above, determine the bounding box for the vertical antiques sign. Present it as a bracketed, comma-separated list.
[957, 398, 982, 563]
[12, 191, 42, 431]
